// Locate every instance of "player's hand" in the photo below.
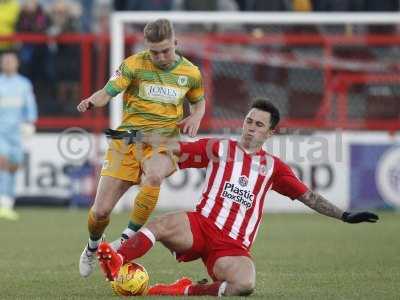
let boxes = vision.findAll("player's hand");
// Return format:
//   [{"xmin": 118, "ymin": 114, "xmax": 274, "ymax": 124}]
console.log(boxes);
[
  {"xmin": 177, "ymin": 114, "xmax": 202, "ymax": 138},
  {"xmin": 341, "ymin": 211, "xmax": 379, "ymax": 223},
  {"xmin": 77, "ymin": 99, "xmax": 94, "ymax": 112}
]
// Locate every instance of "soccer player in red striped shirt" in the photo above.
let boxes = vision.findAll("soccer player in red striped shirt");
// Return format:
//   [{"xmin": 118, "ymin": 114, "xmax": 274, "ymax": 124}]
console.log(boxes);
[{"xmin": 97, "ymin": 98, "xmax": 378, "ymax": 296}]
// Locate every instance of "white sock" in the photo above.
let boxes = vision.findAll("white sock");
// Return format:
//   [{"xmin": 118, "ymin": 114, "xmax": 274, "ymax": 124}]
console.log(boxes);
[
  {"xmin": 122, "ymin": 227, "xmax": 136, "ymax": 239},
  {"xmin": 184, "ymin": 285, "xmax": 190, "ymax": 296},
  {"xmin": 218, "ymin": 282, "xmax": 227, "ymax": 297},
  {"xmin": 87, "ymin": 236, "xmax": 102, "ymax": 251},
  {"xmin": 0, "ymin": 196, "xmax": 14, "ymax": 210}
]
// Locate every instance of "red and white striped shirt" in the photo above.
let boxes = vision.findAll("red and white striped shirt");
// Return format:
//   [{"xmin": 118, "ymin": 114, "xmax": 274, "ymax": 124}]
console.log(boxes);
[{"xmin": 179, "ymin": 138, "xmax": 308, "ymax": 250}]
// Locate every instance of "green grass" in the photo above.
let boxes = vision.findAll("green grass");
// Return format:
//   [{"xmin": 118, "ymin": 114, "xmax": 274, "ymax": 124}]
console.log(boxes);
[{"xmin": 0, "ymin": 209, "xmax": 399, "ymax": 299}]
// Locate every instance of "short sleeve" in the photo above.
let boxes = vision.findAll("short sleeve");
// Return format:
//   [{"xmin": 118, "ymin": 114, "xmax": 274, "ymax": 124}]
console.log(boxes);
[
  {"xmin": 105, "ymin": 59, "xmax": 134, "ymax": 97},
  {"xmin": 178, "ymin": 138, "xmax": 219, "ymax": 169},
  {"xmin": 272, "ymin": 157, "xmax": 309, "ymax": 200},
  {"xmin": 185, "ymin": 68, "xmax": 205, "ymax": 104}
]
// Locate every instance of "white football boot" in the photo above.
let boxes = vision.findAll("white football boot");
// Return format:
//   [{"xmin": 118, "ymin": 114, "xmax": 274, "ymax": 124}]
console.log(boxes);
[
  {"xmin": 79, "ymin": 236, "xmax": 104, "ymax": 278},
  {"xmin": 79, "ymin": 245, "xmax": 98, "ymax": 277}
]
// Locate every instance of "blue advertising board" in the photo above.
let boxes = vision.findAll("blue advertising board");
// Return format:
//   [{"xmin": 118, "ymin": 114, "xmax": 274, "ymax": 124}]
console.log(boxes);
[{"xmin": 350, "ymin": 144, "xmax": 400, "ymax": 210}]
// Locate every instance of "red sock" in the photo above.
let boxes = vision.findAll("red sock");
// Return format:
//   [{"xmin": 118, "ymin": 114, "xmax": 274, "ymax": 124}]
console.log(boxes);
[
  {"xmin": 187, "ymin": 281, "xmax": 226, "ymax": 296},
  {"xmin": 118, "ymin": 229, "xmax": 155, "ymax": 262}
]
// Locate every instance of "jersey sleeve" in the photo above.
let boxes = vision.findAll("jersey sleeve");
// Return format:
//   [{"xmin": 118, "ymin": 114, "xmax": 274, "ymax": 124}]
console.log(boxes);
[
  {"xmin": 178, "ymin": 138, "xmax": 219, "ymax": 169},
  {"xmin": 22, "ymin": 80, "xmax": 38, "ymax": 123},
  {"xmin": 104, "ymin": 59, "xmax": 134, "ymax": 97},
  {"xmin": 185, "ymin": 68, "xmax": 205, "ymax": 104},
  {"xmin": 272, "ymin": 157, "xmax": 309, "ymax": 200}
]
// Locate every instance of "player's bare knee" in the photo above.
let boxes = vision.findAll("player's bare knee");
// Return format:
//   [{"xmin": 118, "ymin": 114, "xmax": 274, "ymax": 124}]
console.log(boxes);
[
  {"xmin": 142, "ymin": 173, "xmax": 163, "ymax": 186},
  {"xmin": 91, "ymin": 207, "xmax": 111, "ymax": 220}
]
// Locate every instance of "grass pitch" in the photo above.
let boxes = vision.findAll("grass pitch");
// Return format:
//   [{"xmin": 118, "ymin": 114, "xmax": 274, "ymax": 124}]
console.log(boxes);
[{"xmin": 0, "ymin": 208, "xmax": 398, "ymax": 299}]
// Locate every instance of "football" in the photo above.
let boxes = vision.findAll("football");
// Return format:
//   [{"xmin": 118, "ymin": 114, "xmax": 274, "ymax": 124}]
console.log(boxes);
[{"xmin": 111, "ymin": 262, "xmax": 150, "ymax": 296}]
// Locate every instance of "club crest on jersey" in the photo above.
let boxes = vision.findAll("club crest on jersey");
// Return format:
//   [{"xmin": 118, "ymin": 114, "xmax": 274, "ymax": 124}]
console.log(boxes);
[
  {"xmin": 221, "ymin": 181, "xmax": 255, "ymax": 209},
  {"xmin": 238, "ymin": 176, "xmax": 248, "ymax": 187},
  {"xmin": 177, "ymin": 75, "xmax": 188, "ymax": 86}
]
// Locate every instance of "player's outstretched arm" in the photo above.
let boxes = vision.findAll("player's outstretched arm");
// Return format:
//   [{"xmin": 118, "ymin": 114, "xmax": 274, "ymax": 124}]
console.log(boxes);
[
  {"xmin": 77, "ymin": 88, "xmax": 112, "ymax": 112},
  {"xmin": 298, "ymin": 190, "xmax": 379, "ymax": 224}
]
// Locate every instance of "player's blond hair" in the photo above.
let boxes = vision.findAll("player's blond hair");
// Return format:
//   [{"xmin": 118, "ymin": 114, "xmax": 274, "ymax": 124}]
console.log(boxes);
[{"xmin": 144, "ymin": 18, "xmax": 175, "ymax": 42}]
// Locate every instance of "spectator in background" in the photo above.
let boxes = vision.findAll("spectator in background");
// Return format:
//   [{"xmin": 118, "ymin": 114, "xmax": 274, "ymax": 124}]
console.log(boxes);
[
  {"xmin": 80, "ymin": 0, "xmax": 94, "ymax": 32},
  {"xmin": 236, "ymin": 0, "xmax": 311, "ymax": 11},
  {"xmin": 312, "ymin": 0, "xmax": 398, "ymax": 34},
  {"xmin": 176, "ymin": 0, "xmax": 217, "ymax": 10},
  {"xmin": 112, "ymin": 0, "xmax": 175, "ymax": 41},
  {"xmin": 365, "ymin": 0, "xmax": 399, "ymax": 11},
  {"xmin": 37, "ymin": 0, "xmax": 57, "ymax": 8},
  {"xmin": 174, "ymin": 0, "xmax": 239, "ymax": 32},
  {"xmin": 0, "ymin": 50, "xmax": 38, "ymax": 220},
  {"xmin": 238, "ymin": 0, "xmax": 292, "ymax": 35},
  {"xmin": 292, "ymin": 0, "xmax": 312, "ymax": 11},
  {"xmin": 16, "ymin": 0, "xmax": 51, "ymax": 83},
  {"xmin": 0, "ymin": 0, "xmax": 20, "ymax": 51},
  {"xmin": 47, "ymin": 0, "xmax": 82, "ymax": 34},
  {"xmin": 92, "ymin": 1, "xmax": 111, "ymax": 34},
  {"xmin": 243, "ymin": 0, "xmax": 292, "ymax": 10},
  {"xmin": 235, "ymin": 0, "xmax": 246, "ymax": 10},
  {"xmin": 17, "ymin": 0, "xmax": 48, "ymax": 33},
  {"xmin": 312, "ymin": 0, "xmax": 398, "ymax": 11},
  {"xmin": 174, "ymin": 0, "xmax": 238, "ymax": 11},
  {"xmin": 311, "ymin": 0, "xmax": 364, "ymax": 11},
  {"xmin": 113, "ymin": 0, "xmax": 174, "ymax": 11},
  {"xmin": 47, "ymin": 0, "xmax": 82, "ymax": 114},
  {"xmin": 16, "ymin": 0, "xmax": 53, "ymax": 115}
]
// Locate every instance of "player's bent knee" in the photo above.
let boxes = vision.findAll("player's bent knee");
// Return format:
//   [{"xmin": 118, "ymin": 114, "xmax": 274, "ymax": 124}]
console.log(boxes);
[
  {"xmin": 142, "ymin": 173, "xmax": 163, "ymax": 186},
  {"xmin": 231, "ymin": 281, "xmax": 255, "ymax": 296},
  {"xmin": 91, "ymin": 207, "xmax": 111, "ymax": 220}
]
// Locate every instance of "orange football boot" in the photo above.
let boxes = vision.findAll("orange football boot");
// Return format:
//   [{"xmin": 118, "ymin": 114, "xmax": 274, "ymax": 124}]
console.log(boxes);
[
  {"xmin": 147, "ymin": 277, "xmax": 193, "ymax": 296},
  {"xmin": 96, "ymin": 242, "xmax": 123, "ymax": 281}
]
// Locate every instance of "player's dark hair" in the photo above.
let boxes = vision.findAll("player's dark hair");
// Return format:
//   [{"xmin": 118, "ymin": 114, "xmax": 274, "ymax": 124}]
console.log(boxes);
[
  {"xmin": 250, "ymin": 98, "xmax": 280, "ymax": 129},
  {"xmin": 144, "ymin": 18, "xmax": 174, "ymax": 42}
]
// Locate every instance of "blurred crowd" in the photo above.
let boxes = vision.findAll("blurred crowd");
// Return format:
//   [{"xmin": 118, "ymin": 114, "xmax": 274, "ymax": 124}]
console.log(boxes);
[
  {"xmin": 1, "ymin": 0, "xmax": 399, "ymax": 42},
  {"xmin": 0, "ymin": 0, "xmax": 399, "ymax": 118}
]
